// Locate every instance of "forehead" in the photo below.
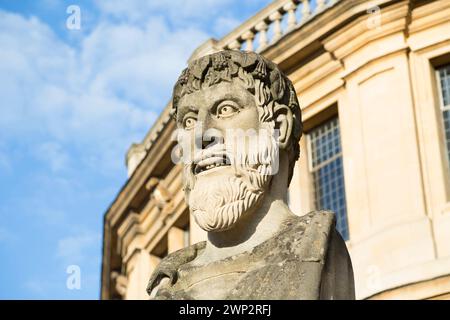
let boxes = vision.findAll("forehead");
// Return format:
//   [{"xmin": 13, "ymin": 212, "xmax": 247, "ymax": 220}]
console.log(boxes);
[{"xmin": 177, "ymin": 78, "xmax": 254, "ymax": 113}]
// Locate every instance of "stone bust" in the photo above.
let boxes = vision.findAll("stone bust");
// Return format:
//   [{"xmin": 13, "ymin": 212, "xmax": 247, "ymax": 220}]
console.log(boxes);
[{"xmin": 147, "ymin": 50, "xmax": 355, "ymax": 300}]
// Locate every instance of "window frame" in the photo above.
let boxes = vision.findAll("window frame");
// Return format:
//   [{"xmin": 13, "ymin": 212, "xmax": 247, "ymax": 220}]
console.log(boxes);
[
  {"xmin": 436, "ymin": 64, "xmax": 450, "ymax": 174},
  {"xmin": 305, "ymin": 115, "xmax": 349, "ymax": 240}
]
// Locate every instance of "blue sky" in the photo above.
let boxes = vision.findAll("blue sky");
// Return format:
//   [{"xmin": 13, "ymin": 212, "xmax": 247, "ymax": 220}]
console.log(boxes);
[{"xmin": 0, "ymin": 0, "xmax": 272, "ymax": 299}]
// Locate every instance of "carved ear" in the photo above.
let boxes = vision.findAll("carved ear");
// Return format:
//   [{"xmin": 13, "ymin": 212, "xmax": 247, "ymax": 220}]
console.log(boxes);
[{"xmin": 273, "ymin": 103, "xmax": 293, "ymax": 150}]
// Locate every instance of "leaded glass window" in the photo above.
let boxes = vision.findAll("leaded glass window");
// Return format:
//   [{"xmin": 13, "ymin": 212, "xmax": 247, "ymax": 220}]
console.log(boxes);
[
  {"xmin": 437, "ymin": 64, "xmax": 450, "ymax": 169},
  {"xmin": 308, "ymin": 116, "xmax": 349, "ymax": 240}
]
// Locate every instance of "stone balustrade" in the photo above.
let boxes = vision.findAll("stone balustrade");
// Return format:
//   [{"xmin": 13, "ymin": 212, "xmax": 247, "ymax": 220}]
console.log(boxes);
[{"xmin": 217, "ymin": 0, "xmax": 340, "ymax": 52}]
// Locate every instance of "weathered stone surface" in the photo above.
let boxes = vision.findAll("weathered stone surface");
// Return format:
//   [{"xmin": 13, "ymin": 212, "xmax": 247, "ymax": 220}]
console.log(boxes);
[
  {"xmin": 147, "ymin": 50, "xmax": 355, "ymax": 300},
  {"xmin": 148, "ymin": 211, "xmax": 354, "ymax": 299}
]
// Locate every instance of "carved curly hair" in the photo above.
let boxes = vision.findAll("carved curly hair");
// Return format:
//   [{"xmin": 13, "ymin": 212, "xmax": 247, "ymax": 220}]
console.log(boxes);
[{"xmin": 172, "ymin": 50, "xmax": 302, "ymax": 186}]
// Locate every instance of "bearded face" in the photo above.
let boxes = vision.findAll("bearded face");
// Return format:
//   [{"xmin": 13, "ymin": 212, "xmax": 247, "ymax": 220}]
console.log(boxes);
[
  {"xmin": 183, "ymin": 124, "xmax": 279, "ymax": 232},
  {"xmin": 176, "ymin": 80, "xmax": 280, "ymax": 232}
]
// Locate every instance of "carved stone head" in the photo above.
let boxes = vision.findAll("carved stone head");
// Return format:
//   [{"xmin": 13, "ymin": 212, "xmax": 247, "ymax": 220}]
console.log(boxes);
[{"xmin": 173, "ymin": 50, "xmax": 302, "ymax": 232}]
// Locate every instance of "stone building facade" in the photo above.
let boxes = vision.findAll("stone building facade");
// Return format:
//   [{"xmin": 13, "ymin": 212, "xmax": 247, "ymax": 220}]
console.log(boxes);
[{"xmin": 100, "ymin": 0, "xmax": 450, "ymax": 300}]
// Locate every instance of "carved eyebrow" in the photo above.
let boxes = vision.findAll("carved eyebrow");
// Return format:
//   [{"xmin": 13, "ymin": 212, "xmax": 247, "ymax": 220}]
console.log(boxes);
[
  {"xmin": 177, "ymin": 106, "xmax": 198, "ymax": 122},
  {"xmin": 215, "ymin": 93, "xmax": 246, "ymax": 103},
  {"xmin": 210, "ymin": 96, "xmax": 245, "ymax": 114}
]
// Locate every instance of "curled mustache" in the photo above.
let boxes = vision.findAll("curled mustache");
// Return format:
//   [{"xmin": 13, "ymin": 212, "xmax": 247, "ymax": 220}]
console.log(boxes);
[{"xmin": 183, "ymin": 137, "xmax": 278, "ymax": 194}]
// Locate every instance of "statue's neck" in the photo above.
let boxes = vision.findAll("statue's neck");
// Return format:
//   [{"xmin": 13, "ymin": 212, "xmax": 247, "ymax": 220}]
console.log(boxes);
[{"xmin": 205, "ymin": 197, "xmax": 293, "ymax": 259}]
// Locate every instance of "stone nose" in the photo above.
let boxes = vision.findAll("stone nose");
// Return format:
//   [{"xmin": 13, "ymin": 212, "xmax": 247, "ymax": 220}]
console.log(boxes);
[{"xmin": 198, "ymin": 127, "xmax": 223, "ymax": 150}]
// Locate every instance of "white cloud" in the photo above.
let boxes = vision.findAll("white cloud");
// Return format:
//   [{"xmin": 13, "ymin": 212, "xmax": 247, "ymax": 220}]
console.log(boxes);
[
  {"xmin": 93, "ymin": 0, "xmax": 234, "ymax": 25},
  {"xmin": 0, "ymin": 9, "xmax": 208, "ymax": 175},
  {"xmin": 80, "ymin": 18, "xmax": 208, "ymax": 108},
  {"xmin": 57, "ymin": 230, "xmax": 101, "ymax": 264},
  {"xmin": 35, "ymin": 142, "xmax": 70, "ymax": 173},
  {"xmin": 213, "ymin": 16, "xmax": 241, "ymax": 36},
  {"xmin": 0, "ymin": 1, "xmax": 275, "ymax": 178},
  {"xmin": 0, "ymin": 0, "xmax": 275, "ymax": 299}
]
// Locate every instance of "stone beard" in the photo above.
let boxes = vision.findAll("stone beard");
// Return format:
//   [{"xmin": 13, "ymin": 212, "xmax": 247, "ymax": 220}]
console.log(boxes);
[{"xmin": 183, "ymin": 123, "xmax": 278, "ymax": 232}]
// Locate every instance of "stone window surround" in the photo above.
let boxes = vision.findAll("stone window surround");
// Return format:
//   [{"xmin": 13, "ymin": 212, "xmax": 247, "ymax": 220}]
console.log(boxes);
[
  {"xmin": 306, "ymin": 115, "xmax": 349, "ymax": 240},
  {"xmin": 435, "ymin": 62, "xmax": 450, "ymax": 180}
]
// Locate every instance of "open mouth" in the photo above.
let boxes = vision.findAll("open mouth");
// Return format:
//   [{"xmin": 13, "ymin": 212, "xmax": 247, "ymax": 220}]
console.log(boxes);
[{"xmin": 193, "ymin": 155, "xmax": 230, "ymax": 175}]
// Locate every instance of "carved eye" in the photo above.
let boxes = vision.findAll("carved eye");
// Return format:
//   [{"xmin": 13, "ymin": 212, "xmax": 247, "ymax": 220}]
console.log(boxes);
[
  {"xmin": 217, "ymin": 104, "xmax": 238, "ymax": 118},
  {"xmin": 183, "ymin": 117, "xmax": 197, "ymax": 130}
]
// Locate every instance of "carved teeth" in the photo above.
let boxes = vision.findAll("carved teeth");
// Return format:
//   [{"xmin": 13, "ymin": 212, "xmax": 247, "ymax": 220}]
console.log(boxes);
[{"xmin": 196, "ymin": 162, "xmax": 229, "ymax": 174}]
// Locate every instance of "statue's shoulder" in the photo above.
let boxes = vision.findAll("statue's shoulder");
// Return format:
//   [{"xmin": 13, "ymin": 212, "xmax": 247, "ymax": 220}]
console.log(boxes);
[
  {"xmin": 242, "ymin": 210, "xmax": 338, "ymax": 268},
  {"xmin": 282, "ymin": 210, "xmax": 337, "ymax": 244},
  {"xmin": 289, "ymin": 210, "xmax": 354, "ymax": 299},
  {"xmin": 225, "ymin": 210, "xmax": 347, "ymax": 299},
  {"xmin": 290, "ymin": 210, "xmax": 338, "ymax": 262},
  {"xmin": 147, "ymin": 211, "xmax": 342, "ymax": 298},
  {"xmin": 291, "ymin": 210, "xmax": 336, "ymax": 228},
  {"xmin": 146, "ymin": 241, "xmax": 206, "ymax": 296}
]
